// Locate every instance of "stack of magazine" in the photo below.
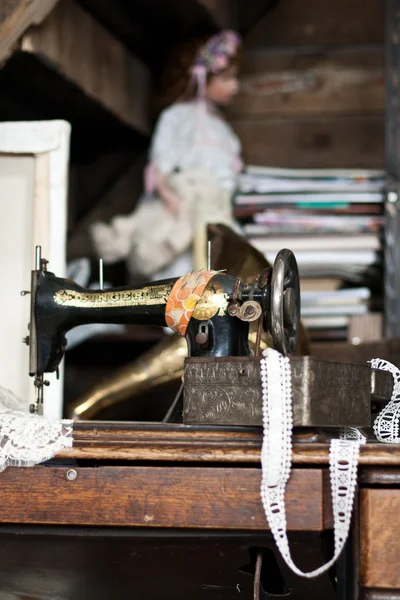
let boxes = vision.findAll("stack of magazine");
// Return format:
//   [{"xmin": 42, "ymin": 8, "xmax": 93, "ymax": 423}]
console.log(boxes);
[{"xmin": 235, "ymin": 165, "xmax": 385, "ymax": 340}]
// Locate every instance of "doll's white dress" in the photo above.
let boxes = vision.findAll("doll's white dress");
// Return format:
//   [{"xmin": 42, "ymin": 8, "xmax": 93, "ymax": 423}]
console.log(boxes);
[{"xmin": 90, "ymin": 100, "xmax": 242, "ymax": 279}]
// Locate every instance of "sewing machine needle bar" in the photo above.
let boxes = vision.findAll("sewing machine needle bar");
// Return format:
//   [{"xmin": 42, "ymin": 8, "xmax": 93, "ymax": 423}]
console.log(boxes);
[
  {"xmin": 35, "ymin": 246, "xmax": 41, "ymax": 270},
  {"xmin": 99, "ymin": 258, "xmax": 104, "ymax": 290}
]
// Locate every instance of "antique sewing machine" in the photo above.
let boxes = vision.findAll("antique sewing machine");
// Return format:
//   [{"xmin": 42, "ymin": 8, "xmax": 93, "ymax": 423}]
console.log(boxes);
[
  {"xmin": 24, "ymin": 240, "xmax": 391, "ymax": 428},
  {"xmin": 25, "ymin": 243, "xmax": 298, "ymax": 411}
]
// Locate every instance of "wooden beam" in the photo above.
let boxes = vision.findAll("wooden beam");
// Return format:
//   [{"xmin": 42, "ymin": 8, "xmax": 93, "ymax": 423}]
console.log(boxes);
[
  {"xmin": 197, "ymin": 0, "xmax": 238, "ymax": 29},
  {"xmin": 230, "ymin": 48, "xmax": 384, "ymax": 118},
  {"xmin": 20, "ymin": 0, "xmax": 150, "ymax": 135},
  {"xmin": 232, "ymin": 114, "xmax": 384, "ymax": 169},
  {"xmin": 0, "ymin": 0, "xmax": 59, "ymax": 66},
  {"xmin": 76, "ymin": 0, "xmax": 149, "ymax": 61},
  {"xmin": 384, "ymin": 0, "xmax": 400, "ymax": 338},
  {"xmin": 237, "ymin": 0, "xmax": 279, "ymax": 34},
  {"xmin": 0, "ymin": 0, "xmax": 26, "ymax": 23}
]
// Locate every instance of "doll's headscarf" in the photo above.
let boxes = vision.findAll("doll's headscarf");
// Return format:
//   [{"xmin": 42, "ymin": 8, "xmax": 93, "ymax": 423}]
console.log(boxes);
[{"xmin": 190, "ymin": 30, "xmax": 242, "ymax": 99}]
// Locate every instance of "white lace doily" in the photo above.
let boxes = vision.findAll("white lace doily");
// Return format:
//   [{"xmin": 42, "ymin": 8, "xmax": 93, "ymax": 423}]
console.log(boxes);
[{"xmin": 0, "ymin": 387, "xmax": 73, "ymax": 472}]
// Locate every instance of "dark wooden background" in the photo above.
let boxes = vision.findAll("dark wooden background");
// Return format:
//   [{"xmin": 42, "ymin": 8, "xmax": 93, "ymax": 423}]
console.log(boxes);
[{"xmin": 0, "ymin": 0, "xmax": 386, "ymax": 412}]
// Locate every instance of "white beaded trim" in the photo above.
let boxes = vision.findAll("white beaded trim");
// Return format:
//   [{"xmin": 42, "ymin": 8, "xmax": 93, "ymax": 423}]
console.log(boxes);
[{"xmin": 260, "ymin": 348, "xmax": 363, "ymax": 578}]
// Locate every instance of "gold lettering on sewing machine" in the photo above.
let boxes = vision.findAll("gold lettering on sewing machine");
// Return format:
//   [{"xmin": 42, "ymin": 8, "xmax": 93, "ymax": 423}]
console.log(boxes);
[{"xmin": 54, "ymin": 284, "xmax": 173, "ymax": 308}]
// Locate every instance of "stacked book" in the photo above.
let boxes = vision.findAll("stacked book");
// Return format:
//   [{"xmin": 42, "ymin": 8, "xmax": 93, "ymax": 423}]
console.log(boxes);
[{"xmin": 235, "ymin": 165, "xmax": 385, "ymax": 340}]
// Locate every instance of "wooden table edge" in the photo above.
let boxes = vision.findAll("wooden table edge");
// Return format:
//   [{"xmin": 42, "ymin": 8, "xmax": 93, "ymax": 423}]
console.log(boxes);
[{"xmin": 56, "ymin": 422, "xmax": 400, "ymax": 464}]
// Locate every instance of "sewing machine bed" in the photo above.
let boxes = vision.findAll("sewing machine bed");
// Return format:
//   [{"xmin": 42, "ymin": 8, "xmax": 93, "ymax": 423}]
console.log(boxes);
[{"xmin": 0, "ymin": 422, "xmax": 399, "ymax": 599}]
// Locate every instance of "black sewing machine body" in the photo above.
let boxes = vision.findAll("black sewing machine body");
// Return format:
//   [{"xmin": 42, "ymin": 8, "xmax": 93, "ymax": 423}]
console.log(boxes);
[
  {"xmin": 28, "ymin": 269, "xmax": 263, "ymax": 378},
  {"xmin": 27, "ymin": 245, "xmax": 299, "ymax": 375}
]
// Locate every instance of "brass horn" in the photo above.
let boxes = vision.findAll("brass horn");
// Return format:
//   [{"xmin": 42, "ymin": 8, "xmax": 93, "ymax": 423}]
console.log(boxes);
[{"xmin": 68, "ymin": 225, "xmax": 310, "ymax": 419}]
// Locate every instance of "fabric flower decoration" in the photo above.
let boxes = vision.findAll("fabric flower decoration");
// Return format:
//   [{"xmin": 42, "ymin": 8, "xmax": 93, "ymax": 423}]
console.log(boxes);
[{"xmin": 191, "ymin": 30, "xmax": 241, "ymax": 77}]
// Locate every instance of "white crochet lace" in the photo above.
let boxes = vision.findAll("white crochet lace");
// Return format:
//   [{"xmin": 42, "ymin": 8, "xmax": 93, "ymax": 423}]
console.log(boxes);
[
  {"xmin": 340, "ymin": 427, "xmax": 367, "ymax": 443},
  {"xmin": 0, "ymin": 387, "xmax": 73, "ymax": 472},
  {"xmin": 370, "ymin": 358, "xmax": 400, "ymax": 443},
  {"xmin": 260, "ymin": 348, "xmax": 363, "ymax": 578}
]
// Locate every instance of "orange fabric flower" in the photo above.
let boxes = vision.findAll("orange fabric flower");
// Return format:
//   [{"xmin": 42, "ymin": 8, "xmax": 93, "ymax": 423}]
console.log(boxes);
[{"xmin": 165, "ymin": 270, "xmax": 216, "ymax": 336}]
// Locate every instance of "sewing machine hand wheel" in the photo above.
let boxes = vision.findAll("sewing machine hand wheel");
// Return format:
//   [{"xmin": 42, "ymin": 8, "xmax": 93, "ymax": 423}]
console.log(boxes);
[{"xmin": 270, "ymin": 249, "xmax": 300, "ymax": 355}]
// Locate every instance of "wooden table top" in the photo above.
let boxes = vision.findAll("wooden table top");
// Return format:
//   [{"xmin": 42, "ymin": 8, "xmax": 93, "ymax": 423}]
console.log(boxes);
[
  {"xmin": 0, "ymin": 421, "xmax": 396, "ymax": 599},
  {"xmin": 0, "ymin": 422, "xmax": 340, "ymax": 532}
]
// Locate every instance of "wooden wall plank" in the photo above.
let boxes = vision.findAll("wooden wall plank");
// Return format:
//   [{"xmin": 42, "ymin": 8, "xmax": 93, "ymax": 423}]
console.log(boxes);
[
  {"xmin": 245, "ymin": 0, "xmax": 384, "ymax": 47},
  {"xmin": 230, "ymin": 48, "xmax": 384, "ymax": 117},
  {"xmin": 0, "ymin": 466, "xmax": 328, "ymax": 531},
  {"xmin": 232, "ymin": 114, "xmax": 384, "ymax": 168},
  {"xmin": 360, "ymin": 489, "xmax": 400, "ymax": 589},
  {"xmin": 237, "ymin": 1, "xmax": 385, "ymax": 169},
  {"xmin": 20, "ymin": 0, "xmax": 150, "ymax": 135}
]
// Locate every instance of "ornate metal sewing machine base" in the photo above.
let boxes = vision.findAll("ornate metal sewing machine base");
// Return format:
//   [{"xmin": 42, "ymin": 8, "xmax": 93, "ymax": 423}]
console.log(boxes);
[{"xmin": 183, "ymin": 356, "xmax": 392, "ymax": 428}]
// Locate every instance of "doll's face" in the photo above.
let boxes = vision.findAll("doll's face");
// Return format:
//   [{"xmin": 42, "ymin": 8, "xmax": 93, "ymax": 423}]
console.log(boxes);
[{"xmin": 206, "ymin": 66, "xmax": 239, "ymax": 106}]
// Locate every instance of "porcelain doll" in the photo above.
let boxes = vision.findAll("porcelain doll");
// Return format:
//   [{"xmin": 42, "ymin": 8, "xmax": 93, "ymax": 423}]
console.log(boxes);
[{"xmin": 90, "ymin": 30, "xmax": 243, "ymax": 279}]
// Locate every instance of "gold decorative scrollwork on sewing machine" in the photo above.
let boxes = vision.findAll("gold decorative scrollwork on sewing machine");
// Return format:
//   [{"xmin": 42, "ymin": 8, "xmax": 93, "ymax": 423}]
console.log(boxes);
[{"xmin": 54, "ymin": 284, "xmax": 173, "ymax": 309}]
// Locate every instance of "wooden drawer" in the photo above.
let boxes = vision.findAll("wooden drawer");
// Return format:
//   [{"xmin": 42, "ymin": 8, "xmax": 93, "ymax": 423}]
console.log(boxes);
[
  {"xmin": 0, "ymin": 465, "xmax": 330, "ymax": 531},
  {"xmin": 360, "ymin": 489, "xmax": 400, "ymax": 591}
]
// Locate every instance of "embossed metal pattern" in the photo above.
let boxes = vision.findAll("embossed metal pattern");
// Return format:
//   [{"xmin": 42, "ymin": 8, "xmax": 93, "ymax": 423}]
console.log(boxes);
[
  {"xmin": 184, "ymin": 358, "xmax": 262, "ymax": 425},
  {"xmin": 183, "ymin": 357, "xmax": 392, "ymax": 428},
  {"xmin": 54, "ymin": 284, "xmax": 173, "ymax": 308}
]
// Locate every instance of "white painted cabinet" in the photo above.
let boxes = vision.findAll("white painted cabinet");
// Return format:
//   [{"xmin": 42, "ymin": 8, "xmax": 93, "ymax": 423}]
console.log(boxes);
[{"xmin": 0, "ymin": 120, "xmax": 71, "ymax": 418}]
